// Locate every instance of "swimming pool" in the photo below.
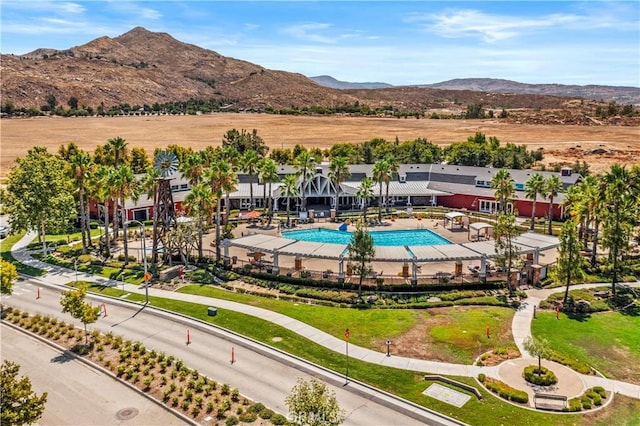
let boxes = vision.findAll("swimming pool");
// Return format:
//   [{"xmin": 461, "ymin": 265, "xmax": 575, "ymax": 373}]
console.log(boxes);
[{"xmin": 282, "ymin": 228, "xmax": 452, "ymax": 246}]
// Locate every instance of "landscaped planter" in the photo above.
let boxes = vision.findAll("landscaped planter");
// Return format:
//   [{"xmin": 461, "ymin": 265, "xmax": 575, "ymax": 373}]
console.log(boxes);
[{"xmin": 524, "ymin": 365, "xmax": 558, "ymax": 386}]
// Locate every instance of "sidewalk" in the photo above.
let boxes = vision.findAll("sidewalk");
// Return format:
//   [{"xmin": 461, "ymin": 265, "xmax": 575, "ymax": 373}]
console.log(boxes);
[{"xmin": 10, "ymin": 232, "xmax": 640, "ymax": 402}]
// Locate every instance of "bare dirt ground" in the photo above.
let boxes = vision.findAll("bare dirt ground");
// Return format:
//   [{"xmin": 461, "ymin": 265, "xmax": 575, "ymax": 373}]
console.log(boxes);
[{"xmin": 1, "ymin": 114, "xmax": 639, "ymax": 176}]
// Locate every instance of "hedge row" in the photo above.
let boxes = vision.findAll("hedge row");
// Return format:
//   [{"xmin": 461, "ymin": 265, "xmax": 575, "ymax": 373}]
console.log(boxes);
[
  {"xmin": 479, "ymin": 376, "xmax": 529, "ymax": 404},
  {"xmin": 239, "ymin": 269, "xmax": 506, "ymax": 294},
  {"xmin": 567, "ymin": 386, "xmax": 607, "ymax": 411}
]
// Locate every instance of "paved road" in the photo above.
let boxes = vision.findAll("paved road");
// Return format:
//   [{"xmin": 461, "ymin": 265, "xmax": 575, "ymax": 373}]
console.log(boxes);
[
  {"xmin": 1, "ymin": 324, "xmax": 187, "ymax": 426},
  {"xmin": 2, "ymin": 278, "xmax": 461, "ymax": 426}
]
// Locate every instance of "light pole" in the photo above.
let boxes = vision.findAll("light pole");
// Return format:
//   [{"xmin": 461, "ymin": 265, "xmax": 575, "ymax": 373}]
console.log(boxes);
[
  {"xmin": 74, "ymin": 257, "xmax": 78, "ymax": 283},
  {"xmin": 125, "ymin": 220, "xmax": 148, "ymax": 304},
  {"xmin": 386, "ymin": 339, "xmax": 391, "ymax": 357}
]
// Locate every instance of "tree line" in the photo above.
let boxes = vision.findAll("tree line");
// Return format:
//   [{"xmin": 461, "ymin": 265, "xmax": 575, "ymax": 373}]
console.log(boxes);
[{"xmin": 489, "ymin": 164, "xmax": 640, "ymax": 296}]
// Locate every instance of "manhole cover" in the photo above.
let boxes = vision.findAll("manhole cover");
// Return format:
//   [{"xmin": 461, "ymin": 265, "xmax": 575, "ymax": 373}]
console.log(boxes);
[{"xmin": 116, "ymin": 407, "xmax": 139, "ymax": 420}]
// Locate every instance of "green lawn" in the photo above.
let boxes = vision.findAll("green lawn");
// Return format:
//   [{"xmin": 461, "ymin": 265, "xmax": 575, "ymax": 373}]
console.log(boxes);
[
  {"xmin": 76, "ymin": 281, "xmax": 638, "ymax": 425},
  {"xmin": 0, "ymin": 232, "xmax": 45, "ymax": 276},
  {"xmin": 424, "ymin": 306, "xmax": 516, "ymax": 363},
  {"xmin": 178, "ymin": 285, "xmax": 418, "ymax": 348},
  {"xmin": 532, "ymin": 311, "xmax": 640, "ymax": 384},
  {"xmin": 178, "ymin": 285, "xmax": 515, "ymax": 363}
]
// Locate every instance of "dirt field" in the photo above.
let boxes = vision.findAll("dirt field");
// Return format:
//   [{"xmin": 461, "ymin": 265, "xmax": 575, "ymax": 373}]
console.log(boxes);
[{"xmin": 2, "ymin": 114, "xmax": 638, "ymax": 176}]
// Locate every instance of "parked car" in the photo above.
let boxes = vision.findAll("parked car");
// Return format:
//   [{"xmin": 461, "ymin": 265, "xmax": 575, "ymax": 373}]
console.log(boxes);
[{"xmin": 0, "ymin": 225, "xmax": 10, "ymax": 238}]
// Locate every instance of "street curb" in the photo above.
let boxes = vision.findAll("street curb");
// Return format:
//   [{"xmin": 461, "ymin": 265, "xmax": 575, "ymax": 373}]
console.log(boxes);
[
  {"xmin": 29, "ymin": 277, "xmax": 466, "ymax": 426},
  {"xmin": 0, "ymin": 319, "xmax": 198, "ymax": 426}
]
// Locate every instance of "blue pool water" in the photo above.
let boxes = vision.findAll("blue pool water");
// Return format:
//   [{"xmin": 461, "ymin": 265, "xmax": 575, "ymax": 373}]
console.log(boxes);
[{"xmin": 283, "ymin": 228, "xmax": 452, "ymax": 246}]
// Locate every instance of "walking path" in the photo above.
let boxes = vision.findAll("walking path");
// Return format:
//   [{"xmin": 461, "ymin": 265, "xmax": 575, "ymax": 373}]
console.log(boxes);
[{"xmin": 9, "ymin": 232, "xmax": 640, "ymax": 406}]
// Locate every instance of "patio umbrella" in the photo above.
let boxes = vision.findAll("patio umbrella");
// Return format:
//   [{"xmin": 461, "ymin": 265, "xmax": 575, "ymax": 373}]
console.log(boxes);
[{"xmin": 239, "ymin": 210, "xmax": 262, "ymax": 220}]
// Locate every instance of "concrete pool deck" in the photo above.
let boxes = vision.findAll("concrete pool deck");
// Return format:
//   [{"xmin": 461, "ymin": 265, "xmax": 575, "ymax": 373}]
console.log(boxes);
[{"xmin": 206, "ymin": 216, "xmax": 559, "ymax": 282}]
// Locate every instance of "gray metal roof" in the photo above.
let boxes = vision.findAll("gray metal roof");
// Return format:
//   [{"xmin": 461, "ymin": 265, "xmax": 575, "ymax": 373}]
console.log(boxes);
[{"xmin": 223, "ymin": 231, "xmax": 559, "ymax": 263}]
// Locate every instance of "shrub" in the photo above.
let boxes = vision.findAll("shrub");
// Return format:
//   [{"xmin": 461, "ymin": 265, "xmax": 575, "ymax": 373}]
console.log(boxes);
[
  {"xmin": 566, "ymin": 398, "xmax": 583, "ymax": 412},
  {"xmin": 225, "ymin": 416, "xmax": 239, "ymax": 426},
  {"xmin": 259, "ymin": 408, "xmax": 275, "ymax": 419},
  {"xmin": 586, "ymin": 390, "xmax": 602, "ymax": 406},
  {"xmin": 271, "ymin": 414, "xmax": 287, "ymax": 425},
  {"xmin": 248, "ymin": 403, "xmax": 265, "ymax": 414},
  {"xmin": 477, "ymin": 373, "xmax": 486, "ymax": 383},
  {"xmin": 592, "ymin": 386, "xmax": 606, "ymax": 399},
  {"xmin": 524, "ymin": 365, "xmax": 558, "ymax": 386},
  {"xmin": 484, "ymin": 377, "xmax": 529, "ymax": 404},
  {"xmin": 238, "ymin": 411, "xmax": 258, "ymax": 423}
]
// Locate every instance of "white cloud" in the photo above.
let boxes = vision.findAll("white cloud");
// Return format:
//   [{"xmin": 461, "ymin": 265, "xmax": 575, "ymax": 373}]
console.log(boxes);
[
  {"xmin": 2, "ymin": 1, "xmax": 85, "ymax": 14},
  {"xmin": 406, "ymin": 8, "xmax": 627, "ymax": 43},
  {"xmin": 281, "ymin": 22, "xmax": 337, "ymax": 44},
  {"xmin": 103, "ymin": 1, "xmax": 162, "ymax": 20}
]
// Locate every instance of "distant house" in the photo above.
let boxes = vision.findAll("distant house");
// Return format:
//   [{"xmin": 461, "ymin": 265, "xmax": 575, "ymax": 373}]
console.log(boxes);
[{"xmin": 88, "ymin": 164, "xmax": 580, "ymax": 223}]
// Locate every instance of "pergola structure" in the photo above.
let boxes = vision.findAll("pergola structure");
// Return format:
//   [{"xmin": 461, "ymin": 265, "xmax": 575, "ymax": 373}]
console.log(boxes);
[
  {"xmin": 468, "ymin": 222, "xmax": 494, "ymax": 241},
  {"xmin": 444, "ymin": 211, "xmax": 469, "ymax": 230},
  {"xmin": 222, "ymin": 231, "xmax": 559, "ymax": 285}
]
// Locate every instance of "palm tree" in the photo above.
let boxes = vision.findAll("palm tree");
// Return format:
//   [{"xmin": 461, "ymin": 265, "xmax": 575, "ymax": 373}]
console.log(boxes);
[
  {"xmin": 294, "ymin": 151, "xmax": 316, "ymax": 212},
  {"xmin": 356, "ymin": 177, "xmax": 375, "ymax": 222},
  {"xmin": 372, "ymin": 159, "xmax": 391, "ymax": 223},
  {"xmin": 385, "ymin": 155, "xmax": 399, "ymax": 214},
  {"xmin": 111, "ymin": 164, "xmax": 138, "ymax": 265},
  {"xmin": 545, "ymin": 175, "xmax": 563, "ymax": 235},
  {"xmin": 106, "ymin": 136, "xmax": 129, "ymax": 167},
  {"xmin": 220, "ymin": 146, "xmax": 241, "ymax": 223},
  {"xmin": 556, "ymin": 217, "xmax": 584, "ymax": 304},
  {"xmin": 90, "ymin": 165, "xmax": 115, "ymax": 258},
  {"xmin": 328, "ymin": 156, "xmax": 351, "ymax": 216},
  {"xmin": 205, "ymin": 160, "xmax": 237, "ymax": 263},
  {"xmin": 241, "ymin": 149, "xmax": 260, "ymax": 210},
  {"xmin": 524, "ymin": 173, "xmax": 545, "ymax": 231},
  {"xmin": 491, "ymin": 169, "xmax": 515, "ymax": 214},
  {"xmin": 67, "ymin": 151, "xmax": 94, "ymax": 254},
  {"xmin": 280, "ymin": 174, "xmax": 299, "ymax": 227},
  {"xmin": 180, "ymin": 151, "xmax": 206, "ymax": 186},
  {"xmin": 184, "ymin": 182, "xmax": 215, "ymax": 260},
  {"xmin": 601, "ymin": 164, "xmax": 635, "ymax": 294},
  {"xmin": 259, "ymin": 158, "xmax": 279, "ymax": 225}
]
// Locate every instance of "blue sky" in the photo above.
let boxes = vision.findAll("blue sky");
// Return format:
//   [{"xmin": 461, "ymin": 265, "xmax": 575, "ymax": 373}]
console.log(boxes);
[{"xmin": 1, "ymin": 1, "xmax": 638, "ymax": 87}]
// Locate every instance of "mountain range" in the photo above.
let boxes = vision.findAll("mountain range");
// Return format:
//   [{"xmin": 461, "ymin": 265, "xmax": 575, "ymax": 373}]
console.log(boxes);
[{"xmin": 2, "ymin": 27, "xmax": 639, "ymax": 113}]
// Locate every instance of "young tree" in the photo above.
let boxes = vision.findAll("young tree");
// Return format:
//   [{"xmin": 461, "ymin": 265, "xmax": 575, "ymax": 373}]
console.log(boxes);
[
  {"xmin": 60, "ymin": 285, "xmax": 101, "ymax": 344},
  {"xmin": 0, "ymin": 259, "xmax": 18, "ymax": 295},
  {"xmin": 523, "ymin": 337, "xmax": 553, "ymax": 374},
  {"xmin": 1, "ymin": 360, "xmax": 48, "ymax": 426},
  {"xmin": 285, "ymin": 377, "xmax": 344, "ymax": 426},
  {"xmin": 4, "ymin": 147, "xmax": 76, "ymax": 254},
  {"xmin": 555, "ymin": 218, "xmax": 585, "ymax": 304},
  {"xmin": 494, "ymin": 212, "xmax": 520, "ymax": 295},
  {"xmin": 346, "ymin": 222, "xmax": 375, "ymax": 298}
]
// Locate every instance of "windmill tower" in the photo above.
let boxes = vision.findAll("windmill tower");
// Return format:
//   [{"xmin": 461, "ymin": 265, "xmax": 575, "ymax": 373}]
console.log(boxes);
[{"xmin": 151, "ymin": 151, "xmax": 179, "ymax": 265}]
